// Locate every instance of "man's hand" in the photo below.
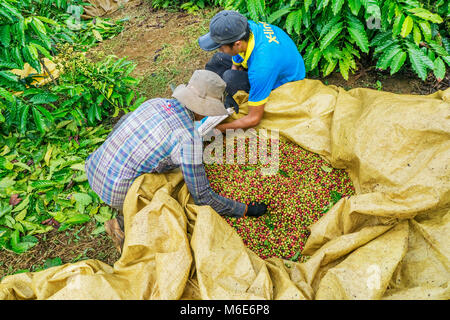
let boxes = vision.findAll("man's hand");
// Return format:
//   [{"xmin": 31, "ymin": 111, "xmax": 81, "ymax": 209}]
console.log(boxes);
[
  {"xmin": 245, "ymin": 202, "xmax": 268, "ymax": 217},
  {"xmin": 216, "ymin": 104, "xmax": 265, "ymax": 132},
  {"xmin": 231, "ymin": 64, "xmax": 244, "ymax": 71}
]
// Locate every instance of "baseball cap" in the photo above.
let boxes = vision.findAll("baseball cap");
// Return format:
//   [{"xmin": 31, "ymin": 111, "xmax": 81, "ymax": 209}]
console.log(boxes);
[{"xmin": 198, "ymin": 10, "xmax": 248, "ymax": 51}]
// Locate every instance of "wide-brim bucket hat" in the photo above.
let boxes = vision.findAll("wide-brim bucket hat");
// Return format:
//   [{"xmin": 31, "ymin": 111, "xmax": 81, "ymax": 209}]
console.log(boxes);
[{"xmin": 172, "ymin": 69, "xmax": 229, "ymax": 116}]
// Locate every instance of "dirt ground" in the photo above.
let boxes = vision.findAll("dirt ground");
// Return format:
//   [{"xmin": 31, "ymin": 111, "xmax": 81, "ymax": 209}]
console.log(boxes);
[
  {"xmin": 1, "ymin": 0, "xmax": 448, "ymax": 280},
  {"xmin": 0, "ymin": 221, "xmax": 120, "ymax": 279}
]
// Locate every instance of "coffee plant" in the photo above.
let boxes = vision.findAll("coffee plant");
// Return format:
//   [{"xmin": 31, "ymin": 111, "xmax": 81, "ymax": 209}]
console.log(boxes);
[
  {"xmin": 0, "ymin": 123, "xmax": 114, "ymax": 254},
  {"xmin": 0, "ymin": 0, "xmax": 126, "ymax": 74},
  {"xmin": 0, "ymin": 44, "xmax": 146, "ymax": 136},
  {"xmin": 157, "ymin": 0, "xmax": 449, "ymax": 81}
]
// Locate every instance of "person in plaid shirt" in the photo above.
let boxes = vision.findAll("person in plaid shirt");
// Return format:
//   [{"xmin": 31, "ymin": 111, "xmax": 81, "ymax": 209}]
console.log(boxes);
[{"xmin": 85, "ymin": 70, "xmax": 267, "ymax": 252}]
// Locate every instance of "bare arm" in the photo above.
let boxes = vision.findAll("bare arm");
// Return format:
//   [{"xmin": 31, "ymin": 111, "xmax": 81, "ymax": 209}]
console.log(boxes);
[{"xmin": 216, "ymin": 104, "xmax": 265, "ymax": 132}]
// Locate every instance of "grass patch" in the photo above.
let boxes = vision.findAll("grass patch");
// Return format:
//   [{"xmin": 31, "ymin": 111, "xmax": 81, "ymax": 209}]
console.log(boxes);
[{"xmin": 136, "ymin": 9, "xmax": 217, "ymax": 98}]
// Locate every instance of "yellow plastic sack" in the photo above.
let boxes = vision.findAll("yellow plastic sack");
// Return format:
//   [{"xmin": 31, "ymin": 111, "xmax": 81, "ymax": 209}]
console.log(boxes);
[
  {"xmin": 1, "ymin": 79, "xmax": 449, "ymax": 300},
  {"xmin": 10, "ymin": 58, "xmax": 59, "ymax": 90},
  {"xmin": 83, "ymin": 0, "xmax": 130, "ymax": 17}
]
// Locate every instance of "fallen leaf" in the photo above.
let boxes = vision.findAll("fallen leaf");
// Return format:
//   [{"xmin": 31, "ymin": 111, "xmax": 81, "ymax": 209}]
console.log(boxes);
[
  {"xmin": 41, "ymin": 218, "xmax": 60, "ymax": 228},
  {"xmin": 9, "ymin": 194, "xmax": 22, "ymax": 206}
]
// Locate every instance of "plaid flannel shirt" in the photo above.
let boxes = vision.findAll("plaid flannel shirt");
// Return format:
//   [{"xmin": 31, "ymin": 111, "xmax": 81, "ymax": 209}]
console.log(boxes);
[{"xmin": 85, "ymin": 98, "xmax": 246, "ymax": 217}]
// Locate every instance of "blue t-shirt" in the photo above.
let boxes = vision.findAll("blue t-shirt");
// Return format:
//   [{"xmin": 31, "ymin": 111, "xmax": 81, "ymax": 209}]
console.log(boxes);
[{"xmin": 232, "ymin": 21, "xmax": 305, "ymax": 106}]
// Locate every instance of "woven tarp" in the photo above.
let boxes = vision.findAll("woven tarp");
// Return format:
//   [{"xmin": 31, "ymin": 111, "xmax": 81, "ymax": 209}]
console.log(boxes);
[{"xmin": 1, "ymin": 79, "xmax": 449, "ymax": 300}]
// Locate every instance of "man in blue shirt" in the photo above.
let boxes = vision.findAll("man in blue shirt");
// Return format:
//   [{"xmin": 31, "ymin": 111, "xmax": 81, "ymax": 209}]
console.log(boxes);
[{"xmin": 198, "ymin": 10, "xmax": 306, "ymax": 132}]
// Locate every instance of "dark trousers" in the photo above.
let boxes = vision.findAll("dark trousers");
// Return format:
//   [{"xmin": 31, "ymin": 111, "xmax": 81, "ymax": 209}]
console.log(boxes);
[{"xmin": 205, "ymin": 52, "xmax": 250, "ymax": 113}]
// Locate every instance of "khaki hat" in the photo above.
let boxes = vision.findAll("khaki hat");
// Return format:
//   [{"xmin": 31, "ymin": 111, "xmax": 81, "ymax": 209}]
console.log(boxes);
[{"xmin": 172, "ymin": 70, "xmax": 229, "ymax": 116}]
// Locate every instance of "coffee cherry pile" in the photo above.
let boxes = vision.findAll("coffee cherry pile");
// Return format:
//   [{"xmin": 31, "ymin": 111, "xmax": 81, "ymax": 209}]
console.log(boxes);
[{"xmin": 204, "ymin": 136, "xmax": 355, "ymax": 262}]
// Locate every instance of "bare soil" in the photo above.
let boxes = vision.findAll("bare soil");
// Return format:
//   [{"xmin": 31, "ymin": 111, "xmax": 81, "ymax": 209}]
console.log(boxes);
[{"xmin": 0, "ymin": 221, "xmax": 120, "ymax": 280}]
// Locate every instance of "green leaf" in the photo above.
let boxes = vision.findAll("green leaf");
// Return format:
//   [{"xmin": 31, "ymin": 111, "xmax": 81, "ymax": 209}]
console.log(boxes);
[
  {"xmin": 400, "ymin": 16, "xmax": 414, "ymax": 38},
  {"xmin": 35, "ymin": 16, "xmax": 59, "ymax": 26},
  {"xmin": 310, "ymin": 48, "xmax": 322, "ymax": 71},
  {"xmin": 412, "ymin": 24, "xmax": 422, "ymax": 45},
  {"xmin": 390, "ymin": 51, "xmax": 407, "ymax": 74},
  {"xmin": 32, "ymin": 107, "xmax": 48, "ymax": 133},
  {"xmin": 339, "ymin": 60, "xmax": 349, "ymax": 81},
  {"xmin": 407, "ymin": 44, "xmax": 431, "ymax": 80},
  {"xmin": 332, "ymin": 0, "xmax": 345, "ymax": 15},
  {"xmin": 58, "ymin": 214, "xmax": 90, "ymax": 231},
  {"xmin": 433, "ymin": 57, "xmax": 446, "ymax": 81},
  {"xmin": 30, "ymin": 180, "xmax": 57, "ymax": 189},
  {"xmin": 10, "ymin": 229, "xmax": 38, "ymax": 254},
  {"xmin": 92, "ymin": 29, "xmax": 103, "ymax": 42},
  {"xmin": 408, "ymin": 8, "xmax": 443, "ymax": 23},
  {"xmin": 377, "ymin": 45, "xmax": 402, "ymax": 70},
  {"xmin": 125, "ymin": 90, "xmax": 135, "ymax": 107},
  {"xmin": 31, "ymin": 17, "xmax": 47, "ymax": 36},
  {"xmin": 285, "ymin": 10, "xmax": 300, "ymax": 35},
  {"xmin": 290, "ymin": 250, "xmax": 301, "ymax": 261},
  {"xmin": 428, "ymin": 49, "xmax": 436, "ymax": 61},
  {"xmin": 19, "ymin": 103, "xmax": 30, "ymax": 134},
  {"xmin": 347, "ymin": 15, "xmax": 369, "ymax": 53},
  {"xmin": 304, "ymin": 0, "xmax": 313, "ymax": 12},
  {"xmin": 322, "ymin": 58, "xmax": 338, "ymax": 77},
  {"xmin": 428, "ymin": 42, "xmax": 449, "ymax": 57},
  {"xmin": 0, "ymin": 87, "xmax": 15, "ymax": 103},
  {"xmin": 392, "ymin": 14, "xmax": 405, "ymax": 38},
  {"xmin": 14, "ymin": 20, "xmax": 26, "ymax": 47},
  {"xmin": 43, "ymin": 257, "xmax": 62, "ymax": 269},
  {"xmin": 330, "ymin": 190, "xmax": 342, "ymax": 204},
  {"xmin": 12, "ymin": 46, "xmax": 24, "ymax": 69},
  {"xmin": 319, "ymin": 23, "xmax": 343, "ymax": 51},
  {"xmin": 130, "ymin": 96, "xmax": 146, "ymax": 112},
  {"xmin": 70, "ymin": 162, "xmax": 86, "ymax": 171},
  {"xmin": 0, "ymin": 8, "xmax": 14, "ymax": 23},
  {"xmin": 73, "ymin": 173, "xmax": 87, "ymax": 182},
  {"xmin": 94, "ymin": 206, "xmax": 113, "ymax": 223},
  {"xmin": 87, "ymin": 104, "xmax": 96, "ymax": 125},
  {"xmin": 347, "ymin": 0, "xmax": 362, "ymax": 15},
  {"xmin": 91, "ymin": 225, "xmax": 106, "ymax": 235},
  {"xmin": 279, "ymin": 169, "xmax": 290, "ymax": 177},
  {"xmin": 30, "ymin": 43, "xmax": 52, "ymax": 60},
  {"xmin": 14, "ymin": 208, "xmax": 27, "ymax": 221},
  {"xmin": 73, "ymin": 192, "xmax": 92, "ymax": 207},
  {"xmin": 418, "ymin": 20, "xmax": 431, "ymax": 42},
  {"xmin": 29, "ymin": 93, "xmax": 59, "ymax": 105},
  {"xmin": 0, "ymin": 156, "xmax": 13, "ymax": 170},
  {"xmin": 267, "ymin": 8, "xmax": 291, "ymax": 24},
  {"xmin": 34, "ymin": 105, "xmax": 54, "ymax": 123},
  {"xmin": 0, "ymin": 176, "xmax": 16, "ymax": 188},
  {"xmin": 0, "ymin": 60, "xmax": 18, "ymax": 70},
  {"xmin": 247, "ymin": 0, "xmax": 261, "ymax": 22},
  {"xmin": 319, "ymin": 15, "xmax": 341, "ymax": 39},
  {"xmin": 0, "ymin": 25, "xmax": 11, "ymax": 47},
  {"xmin": 13, "ymin": 161, "xmax": 32, "ymax": 172},
  {"xmin": 27, "ymin": 44, "xmax": 39, "ymax": 61},
  {"xmin": 0, "ymin": 202, "xmax": 12, "ymax": 219},
  {"xmin": 370, "ymin": 31, "xmax": 392, "ymax": 48},
  {"xmin": 0, "ymin": 70, "xmax": 18, "ymax": 83},
  {"xmin": 1, "ymin": 2, "xmax": 22, "ymax": 20}
]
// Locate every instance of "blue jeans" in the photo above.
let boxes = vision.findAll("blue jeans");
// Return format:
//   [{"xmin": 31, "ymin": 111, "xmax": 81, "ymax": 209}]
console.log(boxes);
[{"xmin": 205, "ymin": 52, "xmax": 250, "ymax": 113}]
